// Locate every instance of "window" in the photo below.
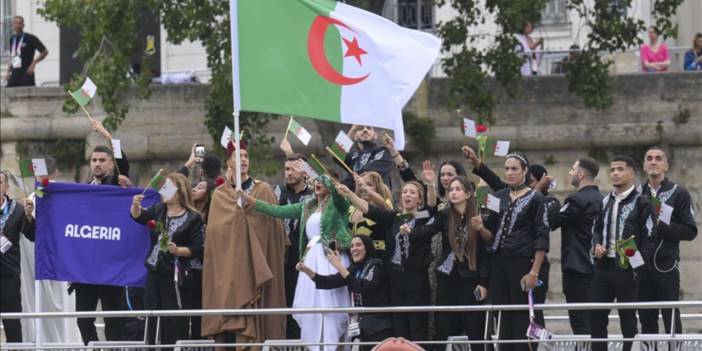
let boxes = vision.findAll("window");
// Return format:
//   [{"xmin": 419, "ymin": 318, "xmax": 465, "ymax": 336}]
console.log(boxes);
[
  {"xmin": 1, "ymin": 0, "xmax": 15, "ymax": 58},
  {"xmin": 397, "ymin": 0, "xmax": 434, "ymax": 30},
  {"xmin": 541, "ymin": 0, "xmax": 568, "ymax": 25}
]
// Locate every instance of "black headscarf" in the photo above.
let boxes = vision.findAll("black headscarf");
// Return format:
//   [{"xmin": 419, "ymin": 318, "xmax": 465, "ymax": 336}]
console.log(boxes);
[{"xmin": 349, "ymin": 234, "xmax": 376, "ymax": 273}]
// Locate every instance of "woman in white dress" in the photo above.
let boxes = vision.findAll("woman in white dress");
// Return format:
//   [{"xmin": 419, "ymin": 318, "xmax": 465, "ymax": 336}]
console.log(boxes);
[{"xmin": 240, "ymin": 173, "xmax": 353, "ymax": 351}]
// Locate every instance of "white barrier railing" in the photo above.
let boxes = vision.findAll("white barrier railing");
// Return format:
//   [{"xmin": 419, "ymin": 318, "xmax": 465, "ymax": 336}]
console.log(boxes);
[
  {"xmin": 3, "ymin": 300, "xmax": 700, "ymax": 319},
  {"xmin": 2, "ymin": 301, "xmax": 700, "ymax": 350}
]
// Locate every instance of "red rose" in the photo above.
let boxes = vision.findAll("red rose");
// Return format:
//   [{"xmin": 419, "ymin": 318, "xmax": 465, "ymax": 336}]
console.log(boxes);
[
  {"xmin": 40, "ymin": 178, "xmax": 50, "ymax": 187},
  {"xmin": 146, "ymin": 220, "xmax": 157, "ymax": 230},
  {"xmin": 215, "ymin": 177, "xmax": 225, "ymax": 186},
  {"xmin": 476, "ymin": 124, "xmax": 488, "ymax": 133},
  {"xmin": 624, "ymin": 248, "xmax": 635, "ymax": 257}
]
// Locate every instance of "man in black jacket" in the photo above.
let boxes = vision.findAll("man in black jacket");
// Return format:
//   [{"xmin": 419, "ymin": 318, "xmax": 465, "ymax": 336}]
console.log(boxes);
[
  {"xmin": 0, "ymin": 171, "xmax": 35, "ymax": 342},
  {"xmin": 343, "ymin": 125, "xmax": 394, "ymax": 190},
  {"xmin": 273, "ymin": 153, "xmax": 313, "ymax": 339},
  {"xmin": 72, "ymin": 120, "xmax": 130, "ymax": 344},
  {"xmin": 637, "ymin": 146, "xmax": 697, "ymax": 334},
  {"xmin": 550, "ymin": 158, "xmax": 602, "ymax": 334},
  {"xmin": 590, "ymin": 155, "xmax": 657, "ymax": 351}
]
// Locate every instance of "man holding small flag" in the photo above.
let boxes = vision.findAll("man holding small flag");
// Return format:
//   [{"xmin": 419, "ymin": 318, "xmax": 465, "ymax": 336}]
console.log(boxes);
[{"xmin": 70, "ymin": 120, "xmax": 131, "ymax": 344}]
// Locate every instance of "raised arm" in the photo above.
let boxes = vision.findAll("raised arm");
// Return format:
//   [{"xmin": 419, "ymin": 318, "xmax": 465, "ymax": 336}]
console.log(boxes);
[{"xmin": 463, "ymin": 146, "xmax": 507, "ymax": 191}]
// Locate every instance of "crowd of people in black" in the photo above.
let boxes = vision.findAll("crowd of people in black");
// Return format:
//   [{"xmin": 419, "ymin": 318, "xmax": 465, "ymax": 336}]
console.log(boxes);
[{"xmin": 0, "ymin": 122, "xmax": 698, "ymax": 351}]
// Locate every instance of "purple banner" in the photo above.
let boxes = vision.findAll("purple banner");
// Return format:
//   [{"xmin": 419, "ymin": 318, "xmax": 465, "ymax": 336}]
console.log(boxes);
[{"xmin": 35, "ymin": 182, "xmax": 160, "ymax": 287}]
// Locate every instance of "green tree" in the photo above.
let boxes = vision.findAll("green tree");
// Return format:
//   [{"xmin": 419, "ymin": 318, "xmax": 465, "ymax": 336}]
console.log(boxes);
[
  {"xmin": 39, "ymin": 1, "xmax": 154, "ymax": 131},
  {"xmin": 437, "ymin": 0, "xmax": 684, "ymax": 124}
]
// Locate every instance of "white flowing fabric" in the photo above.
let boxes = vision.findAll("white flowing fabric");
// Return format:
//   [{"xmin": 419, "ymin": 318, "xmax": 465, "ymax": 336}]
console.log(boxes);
[
  {"xmin": 20, "ymin": 192, "xmax": 82, "ymax": 343},
  {"xmin": 293, "ymin": 212, "xmax": 351, "ymax": 351}
]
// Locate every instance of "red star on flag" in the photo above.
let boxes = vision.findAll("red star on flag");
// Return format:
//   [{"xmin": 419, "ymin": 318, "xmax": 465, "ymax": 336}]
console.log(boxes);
[{"xmin": 343, "ymin": 36, "xmax": 367, "ymax": 66}]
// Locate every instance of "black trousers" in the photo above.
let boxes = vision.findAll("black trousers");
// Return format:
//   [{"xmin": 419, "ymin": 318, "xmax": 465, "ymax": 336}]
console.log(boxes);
[
  {"xmin": 389, "ymin": 266, "xmax": 430, "ymax": 342},
  {"xmin": 0, "ymin": 274, "xmax": 23, "ymax": 342},
  {"xmin": 7, "ymin": 70, "xmax": 36, "ymax": 87},
  {"xmin": 562, "ymin": 269, "xmax": 593, "ymax": 335},
  {"xmin": 533, "ymin": 259, "xmax": 549, "ymax": 327},
  {"xmin": 435, "ymin": 273, "xmax": 485, "ymax": 351},
  {"xmin": 590, "ymin": 258, "xmax": 640, "ymax": 351},
  {"xmin": 489, "ymin": 255, "xmax": 532, "ymax": 351},
  {"xmin": 638, "ymin": 259, "xmax": 682, "ymax": 334},
  {"xmin": 145, "ymin": 271, "xmax": 188, "ymax": 350},
  {"xmin": 74, "ymin": 283, "xmax": 125, "ymax": 345},
  {"xmin": 183, "ymin": 269, "xmax": 204, "ymax": 339},
  {"xmin": 284, "ymin": 260, "xmax": 301, "ymax": 339}
]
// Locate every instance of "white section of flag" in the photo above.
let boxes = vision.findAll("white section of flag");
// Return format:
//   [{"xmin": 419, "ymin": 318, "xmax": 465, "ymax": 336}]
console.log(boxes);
[
  {"xmin": 494, "ymin": 141, "xmax": 510, "ymax": 157},
  {"xmin": 32, "ymin": 159, "xmax": 48, "ymax": 177},
  {"xmin": 659, "ymin": 203, "xmax": 673, "ymax": 225},
  {"xmin": 335, "ymin": 131, "xmax": 354, "ymax": 153},
  {"xmin": 463, "ymin": 118, "xmax": 476, "ymax": 138},
  {"xmin": 159, "ymin": 178, "xmax": 178, "ymax": 201},
  {"xmin": 81, "ymin": 77, "xmax": 97, "ymax": 99},
  {"xmin": 220, "ymin": 126, "xmax": 233, "ymax": 148},
  {"xmin": 486, "ymin": 194, "xmax": 501, "ymax": 213},
  {"xmin": 333, "ymin": 2, "xmax": 440, "ymax": 150},
  {"xmin": 111, "ymin": 139, "xmax": 123, "ymax": 159}
]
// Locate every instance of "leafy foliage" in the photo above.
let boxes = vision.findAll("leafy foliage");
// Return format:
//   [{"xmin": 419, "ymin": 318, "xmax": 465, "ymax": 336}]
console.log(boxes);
[
  {"xmin": 39, "ymin": 1, "xmax": 154, "ymax": 131},
  {"xmin": 437, "ymin": 0, "xmax": 683, "ymax": 124}
]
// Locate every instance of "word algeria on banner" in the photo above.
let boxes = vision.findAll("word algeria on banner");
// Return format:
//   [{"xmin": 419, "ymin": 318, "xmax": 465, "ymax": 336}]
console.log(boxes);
[{"xmin": 231, "ymin": 0, "xmax": 440, "ymax": 150}]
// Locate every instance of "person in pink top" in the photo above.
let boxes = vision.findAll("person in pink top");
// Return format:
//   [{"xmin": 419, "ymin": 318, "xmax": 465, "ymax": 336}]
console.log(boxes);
[{"xmin": 640, "ymin": 26, "xmax": 670, "ymax": 72}]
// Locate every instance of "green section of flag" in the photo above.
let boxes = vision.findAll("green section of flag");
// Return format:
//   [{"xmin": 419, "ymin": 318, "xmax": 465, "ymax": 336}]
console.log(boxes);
[
  {"xmin": 237, "ymin": 0, "xmax": 342, "ymax": 121},
  {"xmin": 308, "ymin": 155, "xmax": 328, "ymax": 177},
  {"xmin": 329, "ymin": 144, "xmax": 347, "ymax": 161},
  {"xmin": 147, "ymin": 173, "xmax": 166, "ymax": 190},
  {"xmin": 650, "ymin": 196, "xmax": 662, "ymax": 216},
  {"xmin": 18, "ymin": 159, "xmax": 34, "ymax": 177},
  {"xmin": 476, "ymin": 186, "xmax": 489, "ymax": 206},
  {"xmin": 69, "ymin": 88, "xmax": 91, "ymax": 107}
]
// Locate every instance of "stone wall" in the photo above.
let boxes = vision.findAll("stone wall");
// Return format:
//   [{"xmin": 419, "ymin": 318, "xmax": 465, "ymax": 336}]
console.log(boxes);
[{"xmin": 2, "ymin": 73, "xmax": 701, "ymax": 330}]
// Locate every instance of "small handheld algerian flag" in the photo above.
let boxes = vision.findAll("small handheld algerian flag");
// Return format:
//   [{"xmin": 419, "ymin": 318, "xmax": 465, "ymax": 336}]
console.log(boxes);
[
  {"xmin": 462, "ymin": 118, "xmax": 476, "ymax": 138},
  {"xmin": 659, "ymin": 203, "xmax": 673, "ymax": 225},
  {"xmin": 69, "ymin": 77, "xmax": 97, "ymax": 107},
  {"xmin": 146, "ymin": 171, "xmax": 166, "ymax": 191},
  {"xmin": 231, "ymin": 0, "xmax": 441, "ymax": 150},
  {"xmin": 288, "ymin": 118, "xmax": 312, "ymax": 146},
  {"xmin": 331, "ymin": 130, "xmax": 354, "ymax": 160},
  {"xmin": 19, "ymin": 159, "xmax": 48, "ymax": 177},
  {"xmin": 476, "ymin": 186, "xmax": 489, "ymax": 207},
  {"xmin": 308, "ymin": 155, "xmax": 329, "ymax": 177},
  {"xmin": 494, "ymin": 140, "xmax": 510, "ymax": 157},
  {"xmin": 301, "ymin": 161, "xmax": 320, "ymax": 180},
  {"xmin": 158, "ymin": 178, "xmax": 178, "ymax": 201}
]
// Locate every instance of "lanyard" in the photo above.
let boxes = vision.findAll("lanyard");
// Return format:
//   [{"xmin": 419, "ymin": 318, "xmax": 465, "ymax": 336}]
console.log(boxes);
[{"xmin": 11, "ymin": 34, "xmax": 25, "ymax": 57}]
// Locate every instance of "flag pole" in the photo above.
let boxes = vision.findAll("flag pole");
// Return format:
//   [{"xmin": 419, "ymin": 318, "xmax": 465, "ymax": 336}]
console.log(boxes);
[
  {"xmin": 79, "ymin": 104, "xmax": 96, "ymax": 122},
  {"xmin": 325, "ymin": 146, "xmax": 354, "ymax": 175},
  {"xmin": 283, "ymin": 116, "xmax": 293, "ymax": 141},
  {"xmin": 233, "ymin": 111, "xmax": 243, "ymax": 207},
  {"xmin": 310, "ymin": 154, "xmax": 331, "ymax": 176}
]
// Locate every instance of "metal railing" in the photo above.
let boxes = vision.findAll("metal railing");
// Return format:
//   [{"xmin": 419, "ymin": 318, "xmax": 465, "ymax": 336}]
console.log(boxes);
[
  {"xmin": 2, "ymin": 301, "xmax": 701, "ymax": 349},
  {"xmin": 429, "ymin": 46, "xmax": 696, "ymax": 78}
]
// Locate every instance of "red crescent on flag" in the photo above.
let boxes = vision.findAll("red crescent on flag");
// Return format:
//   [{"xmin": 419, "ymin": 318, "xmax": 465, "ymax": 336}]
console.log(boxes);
[{"xmin": 307, "ymin": 16, "xmax": 369, "ymax": 85}]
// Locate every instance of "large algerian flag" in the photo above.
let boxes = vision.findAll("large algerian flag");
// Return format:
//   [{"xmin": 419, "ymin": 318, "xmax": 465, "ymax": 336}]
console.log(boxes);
[{"xmin": 230, "ymin": 0, "xmax": 440, "ymax": 150}]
